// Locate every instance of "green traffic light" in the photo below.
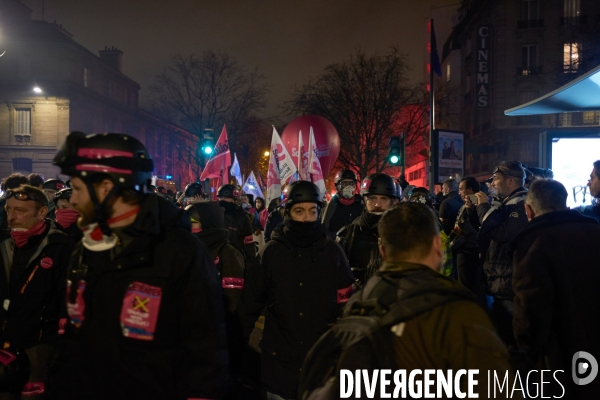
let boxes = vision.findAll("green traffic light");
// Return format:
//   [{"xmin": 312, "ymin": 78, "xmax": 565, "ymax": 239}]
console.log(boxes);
[
  {"xmin": 203, "ymin": 146, "xmax": 213, "ymax": 155},
  {"xmin": 390, "ymin": 155, "xmax": 399, "ymax": 164}
]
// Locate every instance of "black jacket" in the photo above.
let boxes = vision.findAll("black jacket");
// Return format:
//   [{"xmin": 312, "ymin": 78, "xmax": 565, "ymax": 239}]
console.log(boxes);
[
  {"xmin": 337, "ymin": 211, "xmax": 382, "ymax": 285},
  {"xmin": 321, "ymin": 195, "xmax": 363, "ymax": 234},
  {"xmin": 510, "ymin": 209, "xmax": 600, "ymax": 399},
  {"xmin": 237, "ymin": 220, "xmax": 354, "ymax": 398},
  {"xmin": 219, "ymin": 201, "xmax": 255, "ymax": 265},
  {"xmin": 0, "ymin": 220, "xmax": 71, "ymax": 348},
  {"xmin": 477, "ymin": 188, "xmax": 528, "ymax": 299},
  {"xmin": 264, "ymin": 208, "xmax": 284, "ymax": 242},
  {"xmin": 50, "ymin": 194, "xmax": 229, "ymax": 400},
  {"xmin": 439, "ymin": 191, "xmax": 463, "ymax": 235}
]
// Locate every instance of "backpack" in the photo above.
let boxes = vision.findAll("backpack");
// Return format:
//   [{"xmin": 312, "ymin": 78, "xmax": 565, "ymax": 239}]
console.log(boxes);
[{"xmin": 297, "ymin": 267, "xmax": 477, "ymax": 400}]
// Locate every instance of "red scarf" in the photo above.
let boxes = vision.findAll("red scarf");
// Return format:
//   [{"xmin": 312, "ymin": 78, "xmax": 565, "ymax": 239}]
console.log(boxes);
[
  {"xmin": 55, "ymin": 209, "xmax": 80, "ymax": 229},
  {"xmin": 11, "ymin": 219, "xmax": 47, "ymax": 248},
  {"xmin": 338, "ymin": 196, "xmax": 355, "ymax": 206}
]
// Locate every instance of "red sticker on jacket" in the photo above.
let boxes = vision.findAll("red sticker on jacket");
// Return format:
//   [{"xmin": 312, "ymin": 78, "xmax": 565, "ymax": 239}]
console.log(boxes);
[
  {"xmin": 40, "ymin": 257, "xmax": 53, "ymax": 269},
  {"xmin": 58, "ymin": 318, "xmax": 67, "ymax": 335},
  {"xmin": 21, "ymin": 382, "xmax": 44, "ymax": 395},
  {"xmin": 243, "ymin": 235, "xmax": 254, "ymax": 244},
  {"xmin": 214, "ymin": 256, "xmax": 220, "ymax": 265},
  {"xmin": 222, "ymin": 277, "xmax": 244, "ymax": 289},
  {"xmin": 337, "ymin": 285, "xmax": 353, "ymax": 304},
  {"xmin": 66, "ymin": 280, "xmax": 87, "ymax": 328},
  {"xmin": 120, "ymin": 282, "xmax": 162, "ymax": 341}
]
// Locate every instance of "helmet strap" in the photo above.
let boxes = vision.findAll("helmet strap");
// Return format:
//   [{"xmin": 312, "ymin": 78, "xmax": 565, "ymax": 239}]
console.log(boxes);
[{"xmin": 85, "ymin": 180, "xmax": 120, "ymax": 236}]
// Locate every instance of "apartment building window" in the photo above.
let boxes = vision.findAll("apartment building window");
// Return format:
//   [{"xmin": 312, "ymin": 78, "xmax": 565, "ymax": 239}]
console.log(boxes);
[
  {"xmin": 520, "ymin": 45, "xmax": 540, "ymax": 75},
  {"xmin": 564, "ymin": 0, "xmax": 580, "ymax": 18},
  {"xmin": 15, "ymin": 108, "xmax": 31, "ymax": 135},
  {"xmin": 558, "ymin": 113, "xmax": 572, "ymax": 126},
  {"xmin": 83, "ymin": 67, "xmax": 89, "ymax": 87},
  {"xmin": 521, "ymin": 0, "xmax": 539, "ymax": 20},
  {"xmin": 564, "ymin": 43, "xmax": 581, "ymax": 73},
  {"xmin": 12, "ymin": 158, "xmax": 32, "ymax": 174},
  {"xmin": 582, "ymin": 111, "xmax": 600, "ymax": 125}
]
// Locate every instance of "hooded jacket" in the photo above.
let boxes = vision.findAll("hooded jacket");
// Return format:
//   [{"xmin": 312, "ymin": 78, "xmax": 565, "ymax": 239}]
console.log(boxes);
[
  {"xmin": 237, "ymin": 218, "xmax": 354, "ymax": 399},
  {"xmin": 50, "ymin": 194, "xmax": 229, "ymax": 400},
  {"xmin": 510, "ymin": 209, "xmax": 600, "ymax": 399}
]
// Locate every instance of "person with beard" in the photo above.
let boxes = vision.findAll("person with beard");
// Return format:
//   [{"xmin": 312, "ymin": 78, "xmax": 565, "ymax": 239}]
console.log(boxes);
[
  {"xmin": 337, "ymin": 173, "xmax": 399, "ymax": 287},
  {"xmin": 0, "ymin": 185, "xmax": 72, "ymax": 398},
  {"xmin": 53, "ymin": 188, "xmax": 82, "ymax": 244},
  {"xmin": 0, "ymin": 174, "xmax": 30, "ymax": 229},
  {"xmin": 49, "ymin": 132, "xmax": 229, "ymax": 399},
  {"xmin": 321, "ymin": 169, "xmax": 364, "ymax": 235},
  {"xmin": 237, "ymin": 181, "xmax": 354, "ymax": 400},
  {"xmin": 185, "ymin": 202, "xmax": 246, "ymax": 380},
  {"xmin": 218, "ymin": 184, "xmax": 255, "ymax": 264}
]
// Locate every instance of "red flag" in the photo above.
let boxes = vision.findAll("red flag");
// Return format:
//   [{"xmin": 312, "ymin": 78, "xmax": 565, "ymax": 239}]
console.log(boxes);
[{"xmin": 200, "ymin": 126, "xmax": 231, "ymax": 180}]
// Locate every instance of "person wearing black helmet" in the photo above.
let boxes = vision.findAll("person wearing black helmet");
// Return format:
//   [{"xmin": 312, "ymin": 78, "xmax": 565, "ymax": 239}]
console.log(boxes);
[
  {"xmin": 337, "ymin": 173, "xmax": 399, "ymax": 286},
  {"xmin": 53, "ymin": 188, "xmax": 83, "ymax": 244},
  {"xmin": 321, "ymin": 169, "xmax": 364, "ymax": 234},
  {"xmin": 42, "ymin": 179, "xmax": 67, "ymax": 221},
  {"xmin": 50, "ymin": 132, "xmax": 229, "ymax": 399},
  {"xmin": 237, "ymin": 181, "xmax": 354, "ymax": 400},
  {"xmin": 218, "ymin": 184, "xmax": 255, "ymax": 266},
  {"xmin": 181, "ymin": 182, "xmax": 205, "ymax": 206}
]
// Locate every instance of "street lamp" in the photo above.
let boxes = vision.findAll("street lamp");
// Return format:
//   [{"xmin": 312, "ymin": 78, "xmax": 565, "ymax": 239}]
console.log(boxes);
[
  {"xmin": 33, "ymin": 86, "xmax": 42, "ymax": 93},
  {"xmin": 263, "ymin": 151, "xmax": 269, "ymax": 157}
]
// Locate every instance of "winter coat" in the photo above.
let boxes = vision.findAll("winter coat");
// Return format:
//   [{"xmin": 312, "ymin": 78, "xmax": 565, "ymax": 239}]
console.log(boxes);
[
  {"xmin": 264, "ymin": 208, "xmax": 284, "ymax": 242},
  {"xmin": 337, "ymin": 211, "xmax": 382, "ymax": 285},
  {"xmin": 477, "ymin": 188, "xmax": 528, "ymax": 299},
  {"xmin": 439, "ymin": 191, "xmax": 464, "ymax": 235},
  {"xmin": 449, "ymin": 203, "xmax": 481, "ymax": 252},
  {"xmin": 237, "ymin": 220, "xmax": 354, "ymax": 399},
  {"xmin": 510, "ymin": 209, "xmax": 600, "ymax": 399},
  {"xmin": 49, "ymin": 194, "xmax": 230, "ymax": 400},
  {"xmin": 321, "ymin": 195, "xmax": 364, "ymax": 234},
  {"xmin": 219, "ymin": 201, "xmax": 255, "ymax": 264}
]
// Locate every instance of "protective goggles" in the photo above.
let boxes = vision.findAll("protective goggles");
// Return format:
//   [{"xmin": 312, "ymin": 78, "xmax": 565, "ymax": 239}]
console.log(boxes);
[
  {"xmin": 338, "ymin": 181, "xmax": 356, "ymax": 188},
  {"xmin": 5, "ymin": 191, "xmax": 36, "ymax": 201},
  {"xmin": 492, "ymin": 166, "xmax": 524, "ymax": 179}
]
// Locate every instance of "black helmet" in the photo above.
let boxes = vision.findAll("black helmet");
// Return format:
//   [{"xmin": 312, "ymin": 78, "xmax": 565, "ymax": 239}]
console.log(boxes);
[
  {"xmin": 217, "ymin": 184, "xmax": 240, "ymax": 199},
  {"xmin": 285, "ymin": 181, "xmax": 322, "ymax": 208},
  {"xmin": 54, "ymin": 188, "xmax": 72, "ymax": 203},
  {"xmin": 334, "ymin": 169, "xmax": 357, "ymax": 185},
  {"xmin": 185, "ymin": 202, "xmax": 225, "ymax": 229},
  {"xmin": 52, "ymin": 131, "xmax": 154, "ymax": 192},
  {"xmin": 0, "ymin": 348, "xmax": 30, "ymax": 393},
  {"xmin": 42, "ymin": 179, "xmax": 67, "ymax": 191},
  {"xmin": 360, "ymin": 173, "xmax": 397, "ymax": 198},
  {"xmin": 184, "ymin": 182, "xmax": 204, "ymax": 197}
]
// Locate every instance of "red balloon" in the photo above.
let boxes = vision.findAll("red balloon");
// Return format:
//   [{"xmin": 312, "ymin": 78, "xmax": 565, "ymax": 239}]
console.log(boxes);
[{"xmin": 281, "ymin": 115, "xmax": 340, "ymax": 178}]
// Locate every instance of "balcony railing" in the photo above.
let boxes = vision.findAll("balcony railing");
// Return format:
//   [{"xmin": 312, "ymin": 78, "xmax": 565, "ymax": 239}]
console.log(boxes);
[
  {"xmin": 517, "ymin": 19, "xmax": 544, "ymax": 29},
  {"xmin": 517, "ymin": 66, "xmax": 544, "ymax": 76},
  {"xmin": 560, "ymin": 15, "xmax": 587, "ymax": 26}
]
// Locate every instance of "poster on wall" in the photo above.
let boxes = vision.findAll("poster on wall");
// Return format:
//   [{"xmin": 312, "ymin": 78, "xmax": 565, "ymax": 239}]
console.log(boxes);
[{"xmin": 434, "ymin": 129, "xmax": 465, "ymax": 183}]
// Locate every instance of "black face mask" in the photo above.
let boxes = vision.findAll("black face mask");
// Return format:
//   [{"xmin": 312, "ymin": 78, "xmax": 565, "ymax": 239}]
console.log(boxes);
[{"xmin": 282, "ymin": 217, "xmax": 325, "ymax": 248}]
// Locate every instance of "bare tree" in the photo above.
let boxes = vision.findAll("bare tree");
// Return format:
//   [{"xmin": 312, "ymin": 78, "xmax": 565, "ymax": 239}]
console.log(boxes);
[
  {"xmin": 286, "ymin": 48, "xmax": 424, "ymax": 179},
  {"xmin": 148, "ymin": 51, "xmax": 269, "ymax": 154}
]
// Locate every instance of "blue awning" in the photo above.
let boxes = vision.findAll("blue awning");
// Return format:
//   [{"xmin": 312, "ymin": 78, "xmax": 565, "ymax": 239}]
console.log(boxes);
[{"xmin": 505, "ymin": 64, "xmax": 600, "ymax": 115}]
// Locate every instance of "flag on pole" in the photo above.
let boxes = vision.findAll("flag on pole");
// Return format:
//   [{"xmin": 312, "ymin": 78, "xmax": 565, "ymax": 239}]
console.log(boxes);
[
  {"xmin": 230, "ymin": 153, "xmax": 243, "ymax": 186},
  {"xmin": 200, "ymin": 125, "xmax": 232, "ymax": 181},
  {"xmin": 308, "ymin": 127, "xmax": 326, "ymax": 198},
  {"xmin": 430, "ymin": 20, "xmax": 442, "ymax": 77},
  {"xmin": 243, "ymin": 171, "xmax": 264, "ymax": 200},
  {"xmin": 297, "ymin": 130, "xmax": 308, "ymax": 180},
  {"xmin": 267, "ymin": 127, "xmax": 297, "ymax": 204}
]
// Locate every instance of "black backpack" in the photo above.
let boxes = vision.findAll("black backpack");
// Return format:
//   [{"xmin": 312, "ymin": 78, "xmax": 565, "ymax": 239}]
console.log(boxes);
[{"xmin": 298, "ymin": 267, "xmax": 477, "ymax": 400}]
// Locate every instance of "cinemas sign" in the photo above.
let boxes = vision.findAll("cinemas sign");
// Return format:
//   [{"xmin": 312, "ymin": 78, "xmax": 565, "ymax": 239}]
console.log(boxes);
[{"xmin": 476, "ymin": 25, "xmax": 490, "ymax": 108}]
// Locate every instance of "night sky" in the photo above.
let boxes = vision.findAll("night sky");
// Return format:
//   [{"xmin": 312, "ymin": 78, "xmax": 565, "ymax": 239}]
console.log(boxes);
[{"xmin": 21, "ymin": 0, "xmax": 460, "ymax": 120}]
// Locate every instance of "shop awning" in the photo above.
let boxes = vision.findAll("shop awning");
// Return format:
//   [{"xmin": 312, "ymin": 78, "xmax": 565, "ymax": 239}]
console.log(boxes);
[{"xmin": 504, "ymin": 64, "xmax": 600, "ymax": 116}]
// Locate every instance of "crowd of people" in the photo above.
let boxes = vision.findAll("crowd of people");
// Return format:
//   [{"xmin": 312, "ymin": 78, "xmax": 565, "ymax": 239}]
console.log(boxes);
[{"xmin": 0, "ymin": 131, "xmax": 598, "ymax": 399}]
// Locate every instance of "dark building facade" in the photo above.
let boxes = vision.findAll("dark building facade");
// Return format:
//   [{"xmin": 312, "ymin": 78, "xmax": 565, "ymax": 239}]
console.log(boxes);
[
  {"xmin": 0, "ymin": 0, "xmax": 202, "ymax": 189},
  {"xmin": 436, "ymin": 0, "xmax": 600, "ymax": 177}
]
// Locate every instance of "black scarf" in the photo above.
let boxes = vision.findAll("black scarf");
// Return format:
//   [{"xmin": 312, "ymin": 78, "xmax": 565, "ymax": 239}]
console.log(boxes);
[
  {"xmin": 282, "ymin": 218, "xmax": 326, "ymax": 248},
  {"xmin": 355, "ymin": 211, "xmax": 382, "ymax": 231}
]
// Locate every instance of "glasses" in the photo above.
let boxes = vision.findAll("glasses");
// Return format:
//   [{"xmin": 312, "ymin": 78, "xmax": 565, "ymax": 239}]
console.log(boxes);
[
  {"xmin": 365, "ymin": 196, "xmax": 391, "ymax": 204},
  {"xmin": 6, "ymin": 191, "xmax": 36, "ymax": 201},
  {"xmin": 339, "ymin": 181, "xmax": 356, "ymax": 188}
]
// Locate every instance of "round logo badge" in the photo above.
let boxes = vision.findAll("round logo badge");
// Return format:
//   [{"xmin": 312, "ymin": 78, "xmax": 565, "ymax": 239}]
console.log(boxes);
[{"xmin": 40, "ymin": 257, "xmax": 53, "ymax": 269}]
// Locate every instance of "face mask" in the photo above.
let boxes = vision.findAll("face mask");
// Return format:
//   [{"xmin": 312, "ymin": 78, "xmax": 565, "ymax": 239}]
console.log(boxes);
[
  {"xmin": 341, "ymin": 186, "xmax": 354, "ymax": 199},
  {"xmin": 55, "ymin": 209, "xmax": 80, "ymax": 229},
  {"xmin": 81, "ymin": 223, "xmax": 118, "ymax": 251},
  {"xmin": 11, "ymin": 220, "xmax": 46, "ymax": 248}
]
